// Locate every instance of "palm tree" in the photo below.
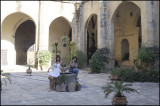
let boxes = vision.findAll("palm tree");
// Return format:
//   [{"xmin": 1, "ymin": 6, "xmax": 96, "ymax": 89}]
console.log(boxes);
[{"xmin": 102, "ymin": 81, "xmax": 140, "ymax": 98}]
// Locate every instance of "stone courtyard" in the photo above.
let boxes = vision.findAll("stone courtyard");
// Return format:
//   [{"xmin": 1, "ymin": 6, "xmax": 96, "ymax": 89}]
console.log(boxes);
[
  {"xmin": 1, "ymin": 1, "xmax": 159, "ymax": 105},
  {"xmin": 1, "ymin": 67, "xmax": 159, "ymax": 105}
]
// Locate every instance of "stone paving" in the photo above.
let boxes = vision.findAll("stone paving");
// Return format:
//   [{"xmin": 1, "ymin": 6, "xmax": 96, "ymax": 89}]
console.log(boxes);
[{"xmin": 1, "ymin": 67, "xmax": 159, "ymax": 105}]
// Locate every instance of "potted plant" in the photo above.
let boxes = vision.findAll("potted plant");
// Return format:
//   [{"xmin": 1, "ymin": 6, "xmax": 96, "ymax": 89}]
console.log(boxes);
[
  {"xmin": 102, "ymin": 81, "xmax": 140, "ymax": 105},
  {"xmin": 109, "ymin": 69, "xmax": 119, "ymax": 82},
  {"xmin": 89, "ymin": 52, "xmax": 109, "ymax": 73},
  {"xmin": 59, "ymin": 74, "xmax": 66, "ymax": 92},
  {"xmin": 37, "ymin": 50, "xmax": 52, "ymax": 71},
  {"xmin": 26, "ymin": 59, "xmax": 33, "ymax": 76},
  {"xmin": 134, "ymin": 45, "xmax": 155, "ymax": 71},
  {"xmin": 1, "ymin": 70, "xmax": 12, "ymax": 91}
]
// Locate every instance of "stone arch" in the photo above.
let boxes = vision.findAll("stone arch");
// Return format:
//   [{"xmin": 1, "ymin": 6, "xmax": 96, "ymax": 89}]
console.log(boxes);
[
  {"xmin": 15, "ymin": 20, "xmax": 36, "ymax": 65},
  {"xmin": 111, "ymin": 1, "xmax": 141, "ymax": 22},
  {"xmin": 12, "ymin": 16, "xmax": 35, "ymax": 37},
  {"xmin": 2, "ymin": 11, "xmax": 36, "ymax": 26},
  {"xmin": 2, "ymin": 12, "xmax": 36, "ymax": 39},
  {"xmin": 112, "ymin": 1, "xmax": 141, "ymax": 66},
  {"xmin": 1, "ymin": 12, "xmax": 36, "ymax": 66},
  {"xmin": 84, "ymin": 14, "xmax": 98, "ymax": 65},
  {"xmin": 49, "ymin": 16, "xmax": 72, "ymax": 64},
  {"xmin": 49, "ymin": 16, "xmax": 72, "ymax": 30}
]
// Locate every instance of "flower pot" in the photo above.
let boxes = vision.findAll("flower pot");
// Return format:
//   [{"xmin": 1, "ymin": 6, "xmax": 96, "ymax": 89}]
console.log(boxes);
[
  {"xmin": 109, "ymin": 75, "xmax": 118, "ymax": 80},
  {"xmin": 109, "ymin": 75, "xmax": 118, "ymax": 82},
  {"xmin": 112, "ymin": 96, "xmax": 127, "ymax": 105},
  {"xmin": 26, "ymin": 68, "xmax": 32, "ymax": 76}
]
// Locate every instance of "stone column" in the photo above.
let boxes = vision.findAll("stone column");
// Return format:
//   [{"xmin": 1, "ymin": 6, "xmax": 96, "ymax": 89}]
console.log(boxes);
[
  {"xmin": 98, "ymin": 1, "xmax": 115, "ymax": 69},
  {"xmin": 74, "ymin": 3, "xmax": 80, "ymax": 50},
  {"xmin": 141, "ymin": 1, "xmax": 157, "ymax": 47},
  {"xmin": 98, "ymin": 1, "xmax": 107, "ymax": 49},
  {"xmin": 77, "ymin": 2, "xmax": 84, "ymax": 52},
  {"xmin": 38, "ymin": 1, "xmax": 49, "ymax": 50}
]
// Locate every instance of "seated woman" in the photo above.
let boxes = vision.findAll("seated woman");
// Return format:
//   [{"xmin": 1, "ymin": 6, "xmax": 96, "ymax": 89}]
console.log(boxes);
[
  {"xmin": 47, "ymin": 55, "xmax": 64, "ymax": 92},
  {"xmin": 69, "ymin": 56, "xmax": 79, "ymax": 78}
]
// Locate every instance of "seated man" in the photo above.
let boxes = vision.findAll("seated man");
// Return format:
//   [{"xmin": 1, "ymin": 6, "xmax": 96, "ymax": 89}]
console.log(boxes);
[{"xmin": 69, "ymin": 56, "xmax": 79, "ymax": 78}]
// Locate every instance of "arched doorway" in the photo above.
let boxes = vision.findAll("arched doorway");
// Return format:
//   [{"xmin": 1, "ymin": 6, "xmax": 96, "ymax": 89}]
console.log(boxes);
[
  {"xmin": 86, "ymin": 14, "xmax": 97, "ymax": 65},
  {"xmin": 121, "ymin": 39, "xmax": 129, "ymax": 61},
  {"xmin": 15, "ymin": 20, "xmax": 35, "ymax": 65},
  {"xmin": 49, "ymin": 17, "xmax": 72, "ymax": 64},
  {"xmin": 1, "ymin": 12, "xmax": 36, "ymax": 66},
  {"xmin": 113, "ymin": 2, "xmax": 141, "ymax": 66}
]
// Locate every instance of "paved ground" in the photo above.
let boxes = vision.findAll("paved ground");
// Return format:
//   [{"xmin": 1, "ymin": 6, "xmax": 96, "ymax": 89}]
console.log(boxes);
[{"xmin": 1, "ymin": 66, "xmax": 159, "ymax": 105}]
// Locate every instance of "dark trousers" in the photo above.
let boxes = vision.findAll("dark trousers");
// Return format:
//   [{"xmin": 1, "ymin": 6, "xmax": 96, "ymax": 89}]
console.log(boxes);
[{"xmin": 69, "ymin": 68, "xmax": 79, "ymax": 77}]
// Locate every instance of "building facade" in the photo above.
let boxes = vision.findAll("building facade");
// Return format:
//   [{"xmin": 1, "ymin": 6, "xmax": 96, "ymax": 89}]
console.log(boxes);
[{"xmin": 1, "ymin": 1, "xmax": 159, "ymax": 68}]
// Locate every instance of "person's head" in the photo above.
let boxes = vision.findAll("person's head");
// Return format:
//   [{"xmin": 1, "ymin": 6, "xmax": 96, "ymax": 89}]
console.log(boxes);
[
  {"xmin": 56, "ymin": 55, "xmax": 61, "ymax": 62},
  {"xmin": 72, "ymin": 56, "xmax": 77, "ymax": 62}
]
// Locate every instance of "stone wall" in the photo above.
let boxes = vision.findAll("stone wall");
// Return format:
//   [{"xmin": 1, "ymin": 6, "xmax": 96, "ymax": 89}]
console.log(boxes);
[{"xmin": 1, "ymin": 1, "xmax": 159, "ymax": 68}]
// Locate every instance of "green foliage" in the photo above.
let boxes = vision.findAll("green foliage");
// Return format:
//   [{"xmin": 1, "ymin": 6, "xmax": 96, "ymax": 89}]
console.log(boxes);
[
  {"xmin": 76, "ymin": 51, "xmax": 87, "ymax": 69},
  {"xmin": 36, "ymin": 50, "xmax": 52, "ymax": 66},
  {"xmin": 118, "ymin": 69, "xmax": 137, "ymax": 82},
  {"xmin": 60, "ymin": 36, "xmax": 69, "ymax": 43},
  {"xmin": 147, "ymin": 71, "xmax": 159, "ymax": 82},
  {"xmin": 89, "ymin": 52, "xmax": 109, "ymax": 73},
  {"xmin": 102, "ymin": 81, "xmax": 140, "ymax": 98},
  {"xmin": 60, "ymin": 74, "xmax": 66, "ymax": 84},
  {"xmin": 134, "ymin": 45, "xmax": 155, "ymax": 70},
  {"xmin": 111, "ymin": 68, "xmax": 159, "ymax": 82},
  {"xmin": 68, "ymin": 41, "xmax": 77, "ymax": 62},
  {"xmin": 110, "ymin": 69, "xmax": 120, "ymax": 76},
  {"xmin": 1, "ymin": 70, "xmax": 12, "ymax": 87}
]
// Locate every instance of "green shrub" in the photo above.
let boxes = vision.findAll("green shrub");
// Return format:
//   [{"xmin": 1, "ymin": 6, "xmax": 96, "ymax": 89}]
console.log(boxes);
[
  {"xmin": 76, "ymin": 51, "xmax": 87, "ymax": 69},
  {"xmin": 134, "ymin": 45, "xmax": 155, "ymax": 70},
  {"xmin": 89, "ymin": 52, "xmax": 109, "ymax": 73},
  {"xmin": 114, "ymin": 68, "xmax": 159, "ymax": 83},
  {"xmin": 36, "ymin": 50, "xmax": 52, "ymax": 67},
  {"xmin": 147, "ymin": 71, "xmax": 159, "ymax": 82},
  {"xmin": 60, "ymin": 74, "xmax": 66, "ymax": 84},
  {"xmin": 137, "ymin": 72, "xmax": 148, "ymax": 82},
  {"xmin": 118, "ymin": 69, "xmax": 137, "ymax": 82},
  {"xmin": 110, "ymin": 68, "xmax": 120, "ymax": 76}
]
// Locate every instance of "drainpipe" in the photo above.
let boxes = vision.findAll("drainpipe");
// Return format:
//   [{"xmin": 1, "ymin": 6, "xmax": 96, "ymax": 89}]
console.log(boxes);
[
  {"xmin": 37, "ymin": 1, "xmax": 41, "ymax": 71},
  {"xmin": 37, "ymin": 1, "xmax": 41, "ymax": 51}
]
